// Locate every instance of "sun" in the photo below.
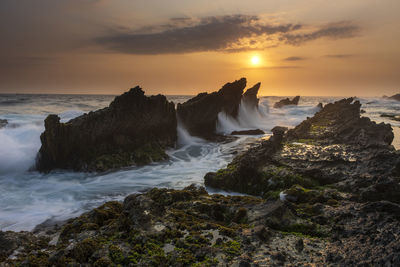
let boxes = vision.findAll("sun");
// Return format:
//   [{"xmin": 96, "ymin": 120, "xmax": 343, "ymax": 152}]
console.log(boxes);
[{"xmin": 251, "ymin": 56, "xmax": 260, "ymax": 65}]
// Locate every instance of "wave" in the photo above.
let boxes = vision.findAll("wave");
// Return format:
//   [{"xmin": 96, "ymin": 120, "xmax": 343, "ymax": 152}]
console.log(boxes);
[{"xmin": 216, "ymin": 98, "xmax": 320, "ymax": 135}]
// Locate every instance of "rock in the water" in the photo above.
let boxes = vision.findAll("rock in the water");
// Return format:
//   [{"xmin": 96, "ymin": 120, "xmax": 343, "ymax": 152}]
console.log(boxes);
[
  {"xmin": 380, "ymin": 113, "xmax": 400, "ymax": 121},
  {"xmin": 242, "ymin": 82, "xmax": 261, "ymax": 109},
  {"xmin": 387, "ymin": 93, "xmax": 400, "ymax": 101},
  {"xmin": 286, "ymin": 98, "xmax": 393, "ymax": 147},
  {"xmin": 177, "ymin": 78, "xmax": 247, "ymax": 139},
  {"xmin": 273, "ymin": 96, "xmax": 300, "ymax": 108},
  {"xmin": 231, "ymin": 129, "xmax": 264, "ymax": 135},
  {"xmin": 36, "ymin": 87, "xmax": 177, "ymax": 172},
  {"xmin": 206, "ymin": 98, "xmax": 399, "ymax": 199},
  {"xmin": 0, "ymin": 119, "xmax": 7, "ymax": 128}
]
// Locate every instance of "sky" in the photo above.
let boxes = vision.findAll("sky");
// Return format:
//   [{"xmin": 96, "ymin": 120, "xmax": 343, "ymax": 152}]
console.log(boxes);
[{"xmin": 0, "ymin": 0, "xmax": 399, "ymax": 96}]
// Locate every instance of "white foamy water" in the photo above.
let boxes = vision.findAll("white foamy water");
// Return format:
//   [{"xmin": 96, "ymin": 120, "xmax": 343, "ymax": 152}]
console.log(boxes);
[{"xmin": 0, "ymin": 94, "xmax": 399, "ymax": 231}]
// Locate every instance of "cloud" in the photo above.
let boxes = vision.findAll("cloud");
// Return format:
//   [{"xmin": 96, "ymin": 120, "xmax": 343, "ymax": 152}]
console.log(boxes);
[
  {"xmin": 284, "ymin": 56, "xmax": 306, "ymax": 61},
  {"xmin": 325, "ymin": 54, "xmax": 355, "ymax": 58},
  {"xmin": 242, "ymin": 65, "xmax": 303, "ymax": 70},
  {"xmin": 95, "ymin": 16, "xmax": 360, "ymax": 54},
  {"xmin": 282, "ymin": 21, "xmax": 360, "ymax": 45}
]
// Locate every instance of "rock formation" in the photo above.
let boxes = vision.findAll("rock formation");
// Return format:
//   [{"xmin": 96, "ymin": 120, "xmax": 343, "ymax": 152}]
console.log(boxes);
[
  {"xmin": 3, "ymin": 184, "xmax": 400, "ymax": 266},
  {"xmin": 0, "ymin": 119, "xmax": 7, "ymax": 129},
  {"xmin": 285, "ymin": 98, "xmax": 393, "ymax": 147},
  {"xmin": 3, "ymin": 97, "xmax": 400, "ymax": 266},
  {"xmin": 273, "ymin": 96, "xmax": 300, "ymax": 108},
  {"xmin": 205, "ymin": 98, "xmax": 398, "ymax": 198},
  {"xmin": 381, "ymin": 113, "xmax": 400, "ymax": 121},
  {"xmin": 242, "ymin": 82, "xmax": 261, "ymax": 109},
  {"xmin": 231, "ymin": 129, "xmax": 264, "ymax": 135},
  {"xmin": 387, "ymin": 93, "xmax": 400, "ymax": 101},
  {"xmin": 36, "ymin": 87, "xmax": 177, "ymax": 172},
  {"xmin": 177, "ymin": 78, "xmax": 247, "ymax": 139}
]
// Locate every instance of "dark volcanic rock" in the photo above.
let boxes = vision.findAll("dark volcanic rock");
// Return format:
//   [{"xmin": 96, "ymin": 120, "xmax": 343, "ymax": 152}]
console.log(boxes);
[
  {"xmin": 286, "ymin": 98, "xmax": 394, "ymax": 147},
  {"xmin": 177, "ymin": 78, "xmax": 247, "ymax": 139},
  {"xmin": 242, "ymin": 82, "xmax": 261, "ymax": 109},
  {"xmin": 231, "ymin": 129, "xmax": 264, "ymax": 135},
  {"xmin": 206, "ymin": 98, "xmax": 399, "ymax": 198},
  {"xmin": 0, "ymin": 119, "xmax": 7, "ymax": 128},
  {"xmin": 36, "ymin": 87, "xmax": 177, "ymax": 172},
  {"xmin": 381, "ymin": 113, "xmax": 400, "ymax": 121},
  {"xmin": 273, "ymin": 96, "xmax": 300, "ymax": 108},
  {"xmin": 3, "ymin": 185, "xmax": 400, "ymax": 266},
  {"xmin": 387, "ymin": 93, "xmax": 400, "ymax": 101}
]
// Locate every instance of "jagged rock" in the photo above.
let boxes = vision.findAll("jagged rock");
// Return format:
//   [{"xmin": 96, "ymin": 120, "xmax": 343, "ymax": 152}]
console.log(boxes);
[
  {"xmin": 242, "ymin": 82, "xmax": 261, "ymax": 109},
  {"xmin": 177, "ymin": 78, "xmax": 247, "ymax": 139},
  {"xmin": 273, "ymin": 96, "xmax": 300, "ymax": 108},
  {"xmin": 36, "ymin": 87, "xmax": 177, "ymax": 172},
  {"xmin": 3, "ymin": 186, "xmax": 400, "ymax": 266},
  {"xmin": 387, "ymin": 93, "xmax": 400, "ymax": 101},
  {"xmin": 231, "ymin": 129, "xmax": 264, "ymax": 135},
  {"xmin": 317, "ymin": 103, "xmax": 323, "ymax": 109},
  {"xmin": 286, "ymin": 98, "xmax": 393, "ymax": 147},
  {"xmin": 0, "ymin": 119, "xmax": 7, "ymax": 129},
  {"xmin": 271, "ymin": 126, "xmax": 288, "ymax": 136},
  {"xmin": 206, "ymin": 98, "xmax": 399, "ymax": 199}
]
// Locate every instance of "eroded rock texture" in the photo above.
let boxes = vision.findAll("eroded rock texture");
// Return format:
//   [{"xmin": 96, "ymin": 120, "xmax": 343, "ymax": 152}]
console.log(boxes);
[
  {"xmin": 274, "ymin": 96, "xmax": 300, "ymax": 108},
  {"xmin": 36, "ymin": 87, "xmax": 177, "ymax": 172},
  {"xmin": 177, "ymin": 78, "xmax": 247, "ymax": 139}
]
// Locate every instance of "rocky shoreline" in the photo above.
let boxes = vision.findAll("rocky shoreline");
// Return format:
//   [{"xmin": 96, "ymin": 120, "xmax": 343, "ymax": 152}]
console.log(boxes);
[{"xmin": 1, "ymin": 82, "xmax": 400, "ymax": 266}]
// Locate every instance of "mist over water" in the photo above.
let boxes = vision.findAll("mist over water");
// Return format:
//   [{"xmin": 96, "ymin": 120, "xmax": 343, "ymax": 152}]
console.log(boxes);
[{"xmin": 0, "ymin": 94, "xmax": 399, "ymax": 231}]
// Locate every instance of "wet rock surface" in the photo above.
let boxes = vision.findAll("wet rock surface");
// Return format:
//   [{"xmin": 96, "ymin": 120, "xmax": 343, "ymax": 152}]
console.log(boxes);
[
  {"xmin": 177, "ymin": 78, "xmax": 247, "ymax": 139},
  {"xmin": 204, "ymin": 98, "xmax": 400, "ymax": 264},
  {"xmin": 242, "ymin": 82, "xmax": 260, "ymax": 109},
  {"xmin": 3, "ymin": 185, "xmax": 399, "ymax": 266},
  {"xmin": 36, "ymin": 87, "xmax": 177, "ymax": 172},
  {"xmin": 0, "ymin": 119, "xmax": 7, "ymax": 128},
  {"xmin": 273, "ymin": 96, "xmax": 300, "ymax": 108},
  {"xmin": 0, "ymin": 186, "xmax": 324, "ymax": 266},
  {"xmin": 231, "ymin": 129, "xmax": 264, "ymax": 135},
  {"xmin": 206, "ymin": 98, "xmax": 398, "ymax": 196},
  {"xmin": 386, "ymin": 93, "xmax": 400, "ymax": 101},
  {"xmin": 3, "ymin": 96, "xmax": 400, "ymax": 266}
]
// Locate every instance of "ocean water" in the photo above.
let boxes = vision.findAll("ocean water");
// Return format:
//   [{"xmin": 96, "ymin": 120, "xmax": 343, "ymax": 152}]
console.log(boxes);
[{"xmin": 0, "ymin": 94, "xmax": 399, "ymax": 231}]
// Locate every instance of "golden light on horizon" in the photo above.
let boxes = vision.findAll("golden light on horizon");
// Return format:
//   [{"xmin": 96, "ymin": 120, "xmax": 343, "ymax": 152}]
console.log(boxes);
[{"xmin": 251, "ymin": 56, "xmax": 261, "ymax": 65}]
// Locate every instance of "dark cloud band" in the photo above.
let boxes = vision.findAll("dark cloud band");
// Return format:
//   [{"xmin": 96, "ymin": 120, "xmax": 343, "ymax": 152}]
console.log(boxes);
[{"xmin": 95, "ymin": 15, "xmax": 360, "ymax": 54}]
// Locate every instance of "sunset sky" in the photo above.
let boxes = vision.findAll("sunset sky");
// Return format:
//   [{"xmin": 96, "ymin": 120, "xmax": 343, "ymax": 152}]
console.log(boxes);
[{"xmin": 0, "ymin": 0, "xmax": 399, "ymax": 96}]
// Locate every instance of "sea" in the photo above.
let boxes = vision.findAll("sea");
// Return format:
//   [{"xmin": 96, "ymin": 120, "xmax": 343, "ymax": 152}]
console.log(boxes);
[{"xmin": 0, "ymin": 94, "xmax": 399, "ymax": 231}]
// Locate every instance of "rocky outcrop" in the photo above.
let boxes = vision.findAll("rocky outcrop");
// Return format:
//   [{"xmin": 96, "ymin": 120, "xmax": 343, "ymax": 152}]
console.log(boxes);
[
  {"xmin": 0, "ymin": 119, "xmax": 7, "ymax": 128},
  {"xmin": 273, "ymin": 96, "xmax": 300, "ymax": 108},
  {"xmin": 286, "ymin": 98, "xmax": 394, "ymax": 147},
  {"xmin": 177, "ymin": 78, "xmax": 247, "ymax": 139},
  {"xmin": 242, "ymin": 82, "xmax": 261, "ymax": 109},
  {"xmin": 36, "ymin": 87, "xmax": 177, "ymax": 172},
  {"xmin": 387, "ymin": 93, "xmax": 400, "ymax": 101},
  {"xmin": 381, "ymin": 113, "xmax": 400, "ymax": 121},
  {"xmin": 231, "ymin": 129, "xmax": 264, "ymax": 135},
  {"xmin": 3, "ymin": 185, "xmax": 400, "ymax": 266},
  {"xmin": 205, "ymin": 98, "xmax": 399, "ymax": 199}
]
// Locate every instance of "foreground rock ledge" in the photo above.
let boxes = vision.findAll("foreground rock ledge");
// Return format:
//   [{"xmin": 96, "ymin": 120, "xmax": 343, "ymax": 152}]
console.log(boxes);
[
  {"xmin": 36, "ymin": 87, "xmax": 177, "ymax": 172},
  {"xmin": 1, "ymin": 185, "xmax": 400, "ymax": 266}
]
